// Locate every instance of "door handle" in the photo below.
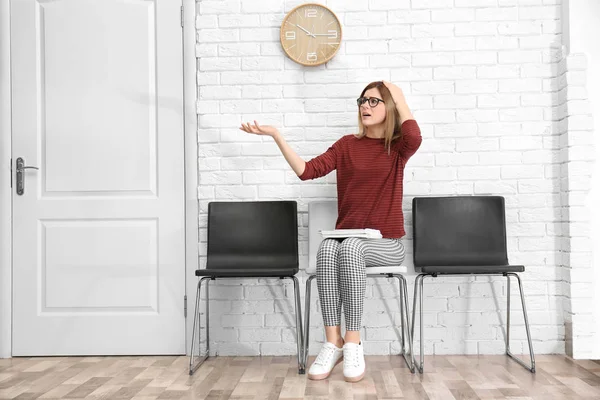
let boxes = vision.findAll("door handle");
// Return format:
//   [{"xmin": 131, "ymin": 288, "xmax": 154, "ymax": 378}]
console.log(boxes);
[{"xmin": 16, "ymin": 157, "xmax": 39, "ymax": 196}]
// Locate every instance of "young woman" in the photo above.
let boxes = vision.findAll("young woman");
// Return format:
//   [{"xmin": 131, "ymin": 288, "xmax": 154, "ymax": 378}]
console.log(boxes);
[{"xmin": 240, "ymin": 81, "xmax": 422, "ymax": 383}]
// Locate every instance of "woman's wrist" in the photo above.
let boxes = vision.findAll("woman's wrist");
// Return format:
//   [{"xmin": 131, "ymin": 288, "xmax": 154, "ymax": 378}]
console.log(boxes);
[{"xmin": 391, "ymin": 88, "xmax": 406, "ymax": 106}]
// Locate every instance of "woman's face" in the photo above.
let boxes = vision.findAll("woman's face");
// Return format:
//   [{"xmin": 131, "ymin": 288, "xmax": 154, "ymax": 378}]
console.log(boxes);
[{"xmin": 359, "ymin": 88, "xmax": 386, "ymax": 127}]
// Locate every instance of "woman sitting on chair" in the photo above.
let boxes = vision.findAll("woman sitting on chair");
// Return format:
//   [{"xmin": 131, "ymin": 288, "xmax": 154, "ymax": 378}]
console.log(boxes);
[{"xmin": 240, "ymin": 81, "xmax": 422, "ymax": 383}]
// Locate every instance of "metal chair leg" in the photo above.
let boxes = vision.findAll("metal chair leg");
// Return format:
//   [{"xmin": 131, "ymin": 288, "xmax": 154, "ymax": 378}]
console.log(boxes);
[
  {"xmin": 398, "ymin": 277, "xmax": 405, "ymax": 351},
  {"xmin": 401, "ymin": 274, "xmax": 416, "ymax": 373},
  {"xmin": 289, "ymin": 276, "xmax": 305, "ymax": 374},
  {"xmin": 304, "ymin": 272, "xmax": 416, "ymax": 374},
  {"xmin": 407, "ymin": 272, "xmax": 534, "ymax": 375},
  {"xmin": 392, "ymin": 274, "xmax": 415, "ymax": 373},
  {"xmin": 506, "ymin": 273, "xmax": 536, "ymax": 373},
  {"xmin": 410, "ymin": 274, "xmax": 426, "ymax": 373},
  {"xmin": 418, "ymin": 275, "xmax": 425, "ymax": 373},
  {"xmin": 304, "ymin": 274, "xmax": 316, "ymax": 371},
  {"xmin": 506, "ymin": 274, "xmax": 511, "ymax": 353},
  {"xmin": 189, "ymin": 277, "xmax": 211, "ymax": 375}
]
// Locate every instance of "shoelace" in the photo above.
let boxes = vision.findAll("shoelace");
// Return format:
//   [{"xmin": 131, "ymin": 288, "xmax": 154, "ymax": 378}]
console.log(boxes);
[
  {"xmin": 344, "ymin": 346, "xmax": 360, "ymax": 368},
  {"xmin": 314, "ymin": 346, "xmax": 336, "ymax": 366}
]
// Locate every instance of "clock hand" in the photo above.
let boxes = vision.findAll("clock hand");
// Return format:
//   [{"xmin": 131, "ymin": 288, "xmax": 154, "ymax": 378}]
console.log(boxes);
[
  {"xmin": 295, "ymin": 24, "xmax": 316, "ymax": 38},
  {"xmin": 313, "ymin": 30, "xmax": 338, "ymax": 37}
]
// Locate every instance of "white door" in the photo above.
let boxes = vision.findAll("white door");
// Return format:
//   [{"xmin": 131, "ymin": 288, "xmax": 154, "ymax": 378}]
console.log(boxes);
[{"xmin": 11, "ymin": 0, "xmax": 186, "ymax": 356}]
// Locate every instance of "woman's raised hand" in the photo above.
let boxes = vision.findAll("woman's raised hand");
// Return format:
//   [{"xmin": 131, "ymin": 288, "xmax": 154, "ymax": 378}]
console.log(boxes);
[
  {"xmin": 239, "ymin": 120, "xmax": 280, "ymax": 138},
  {"xmin": 383, "ymin": 81, "xmax": 413, "ymax": 122},
  {"xmin": 382, "ymin": 81, "xmax": 405, "ymax": 104}
]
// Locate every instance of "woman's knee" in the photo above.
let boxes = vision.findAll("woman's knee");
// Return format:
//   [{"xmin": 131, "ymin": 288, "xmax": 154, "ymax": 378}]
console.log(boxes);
[
  {"xmin": 339, "ymin": 238, "xmax": 366, "ymax": 259},
  {"xmin": 317, "ymin": 238, "xmax": 340, "ymax": 260},
  {"xmin": 338, "ymin": 238, "xmax": 366, "ymax": 275},
  {"xmin": 316, "ymin": 239, "xmax": 340, "ymax": 274}
]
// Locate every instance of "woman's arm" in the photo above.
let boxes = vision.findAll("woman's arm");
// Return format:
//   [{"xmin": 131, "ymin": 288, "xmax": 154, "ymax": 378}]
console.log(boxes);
[
  {"xmin": 240, "ymin": 120, "xmax": 339, "ymax": 180},
  {"xmin": 240, "ymin": 121, "xmax": 306, "ymax": 177},
  {"xmin": 383, "ymin": 82, "xmax": 422, "ymax": 160},
  {"xmin": 396, "ymin": 120, "xmax": 422, "ymax": 160}
]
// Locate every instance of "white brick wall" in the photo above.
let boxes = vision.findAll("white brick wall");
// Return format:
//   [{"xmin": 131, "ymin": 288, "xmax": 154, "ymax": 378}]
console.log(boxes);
[
  {"xmin": 557, "ymin": 52, "xmax": 596, "ymax": 358},
  {"xmin": 195, "ymin": 0, "xmax": 571, "ymax": 357}
]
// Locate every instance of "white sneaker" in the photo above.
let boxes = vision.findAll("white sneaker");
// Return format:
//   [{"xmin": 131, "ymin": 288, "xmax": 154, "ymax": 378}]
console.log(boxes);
[
  {"xmin": 343, "ymin": 341, "xmax": 366, "ymax": 382},
  {"xmin": 308, "ymin": 342, "xmax": 344, "ymax": 380}
]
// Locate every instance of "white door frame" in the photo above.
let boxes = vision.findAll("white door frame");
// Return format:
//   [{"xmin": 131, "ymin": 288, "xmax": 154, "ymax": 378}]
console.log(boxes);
[
  {"xmin": 0, "ymin": 0, "xmax": 199, "ymax": 358},
  {"xmin": 0, "ymin": 0, "xmax": 11, "ymax": 360},
  {"xmin": 182, "ymin": 0, "xmax": 200, "ymax": 357}
]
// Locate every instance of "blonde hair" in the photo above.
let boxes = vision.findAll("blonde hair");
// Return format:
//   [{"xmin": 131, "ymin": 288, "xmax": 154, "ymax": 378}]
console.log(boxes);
[{"xmin": 355, "ymin": 81, "xmax": 401, "ymax": 152}]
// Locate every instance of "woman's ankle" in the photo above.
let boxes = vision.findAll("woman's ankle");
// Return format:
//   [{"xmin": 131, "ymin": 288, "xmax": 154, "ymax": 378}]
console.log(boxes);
[
  {"xmin": 344, "ymin": 331, "xmax": 361, "ymax": 345},
  {"xmin": 327, "ymin": 338, "xmax": 344, "ymax": 348},
  {"xmin": 325, "ymin": 325, "xmax": 344, "ymax": 348}
]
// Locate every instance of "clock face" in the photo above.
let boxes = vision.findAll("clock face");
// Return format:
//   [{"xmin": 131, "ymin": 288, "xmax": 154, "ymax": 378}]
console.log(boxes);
[{"xmin": 280, "ymin": 3, "xmax": 342, "ymax": 67}]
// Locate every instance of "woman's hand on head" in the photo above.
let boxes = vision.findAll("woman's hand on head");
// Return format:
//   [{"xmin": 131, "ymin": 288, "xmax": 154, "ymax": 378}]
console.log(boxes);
[
  {"xmin": 239, "ymin": 120, "xmax": 280, "ymax": 138},
  {"xmin": 382, "ymin": 81, "xmax": 405, "ymax": 103}
]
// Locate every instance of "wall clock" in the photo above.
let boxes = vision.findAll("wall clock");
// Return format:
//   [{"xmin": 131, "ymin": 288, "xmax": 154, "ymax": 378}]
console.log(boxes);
[{"xmin": 279, "ymin": 3, "xmax": 342, "ymax": 67}]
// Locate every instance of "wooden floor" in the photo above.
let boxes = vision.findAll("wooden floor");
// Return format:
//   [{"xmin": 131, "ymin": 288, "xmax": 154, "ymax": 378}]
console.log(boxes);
[{"xmin": 0, "ymin": 355, "xmax": 599, "ymax": 399}]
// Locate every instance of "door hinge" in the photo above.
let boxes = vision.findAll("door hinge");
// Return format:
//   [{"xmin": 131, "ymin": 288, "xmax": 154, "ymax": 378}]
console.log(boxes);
[
  {"xmin": 10, "ymin": 158, "xmax": 12, "ymax": 188},
  {"xmin": 184, "ymin": 294, "xmax": 187, "ymax": 318},
  {"xmin": 180, "ymin": 6, "xmax": 184, "ymax": 28}
]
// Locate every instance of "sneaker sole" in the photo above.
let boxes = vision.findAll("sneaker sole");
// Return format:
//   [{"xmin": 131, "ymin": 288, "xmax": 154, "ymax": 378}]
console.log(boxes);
[
  {"xmin": 307, "ymin": 356, "xmax": 343, "ymax": 380},
  {"xmin": 343, "ymin": 369, "xmax": 365, "ymax": 383}
]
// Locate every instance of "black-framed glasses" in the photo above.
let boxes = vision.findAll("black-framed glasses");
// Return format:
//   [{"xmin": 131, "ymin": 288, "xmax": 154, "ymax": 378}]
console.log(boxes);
[{"xmin": 357, "ymin": 96, "xmax": 384, "ymax": 108}]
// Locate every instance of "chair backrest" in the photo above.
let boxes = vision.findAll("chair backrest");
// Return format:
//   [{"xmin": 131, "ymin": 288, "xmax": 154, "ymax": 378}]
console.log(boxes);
[
  {"xmin": 412, "ymin": 196, "xmax": 508, "ymax": 268},
  {"xmin": 207, "ymin": 201, "xmax": 299, "ymax": 272},
  {"xmin": 308, "ymin": 201, "xmax": 338, "ymax": 271}
]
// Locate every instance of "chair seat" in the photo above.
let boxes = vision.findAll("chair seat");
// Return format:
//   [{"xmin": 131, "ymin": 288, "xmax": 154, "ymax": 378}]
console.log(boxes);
[
  {"xmin": 305, "ymin": 265, "xmax": 408, "ymax": 275},
  {"xmin": 196, "ymin": 268, "xmax": 298, "ymax": 278},
  {"xmin": 418, "ymin": 264, "xmax": 524, "ymax": 274}
]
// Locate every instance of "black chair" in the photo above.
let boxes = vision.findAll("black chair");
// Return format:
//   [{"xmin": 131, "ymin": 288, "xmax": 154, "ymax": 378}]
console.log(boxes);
[
  {"xmin": 189, "ymin": 201, "xmax": 305, "ymax": 375},
  {"xmin": 411, "ymin": 196, "xmax": 535, "ymax": 373}
]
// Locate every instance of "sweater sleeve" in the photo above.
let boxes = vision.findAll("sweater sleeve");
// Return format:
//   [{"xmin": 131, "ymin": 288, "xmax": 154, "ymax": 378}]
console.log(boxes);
[
  {"xmin": 298, "ymin": 137, "xmax": 344, "ymax": 181},
  {"xmin": 396, "ymin": 119, "xmax": 422, "ymax": 161}
]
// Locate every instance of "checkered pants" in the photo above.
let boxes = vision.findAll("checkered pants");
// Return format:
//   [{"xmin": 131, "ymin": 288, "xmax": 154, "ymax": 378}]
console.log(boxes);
[{"xmin": 316, "ymin": 237, "xmax": 406, "ymax": 331}]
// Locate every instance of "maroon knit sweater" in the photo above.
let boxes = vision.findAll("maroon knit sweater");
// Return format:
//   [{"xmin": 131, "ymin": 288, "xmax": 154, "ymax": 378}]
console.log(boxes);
[{"xmin": 299, "ymin": 119, "xmax": 422, "ymax": 238}]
